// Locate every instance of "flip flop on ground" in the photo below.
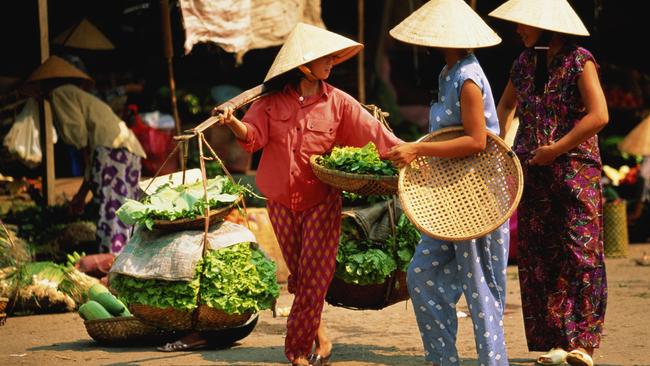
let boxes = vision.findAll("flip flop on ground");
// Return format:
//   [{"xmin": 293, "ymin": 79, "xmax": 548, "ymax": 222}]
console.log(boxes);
[
  {"xmin": 566, "ymin": 349, "xmax": 594, "ymax": 366},
  {"xmin": 537, "ymin": 348, "xmax": 568, "ymax": 365}
]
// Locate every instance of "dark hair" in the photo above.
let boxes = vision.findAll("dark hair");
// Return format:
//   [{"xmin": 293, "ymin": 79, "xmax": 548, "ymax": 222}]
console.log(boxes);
[
  {"xmin": 533, "ymin": 31, "xmax": 554, "ymax": 95},
  {"xmin": 264, "ymin": 68, "xmax": 304, "ymax": 91}
]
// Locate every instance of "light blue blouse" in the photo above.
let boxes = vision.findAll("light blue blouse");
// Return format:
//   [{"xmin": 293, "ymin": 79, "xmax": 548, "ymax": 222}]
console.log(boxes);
[{"xmin": 429, "ymin": 53, "xmax": 499, "ymax": 135}]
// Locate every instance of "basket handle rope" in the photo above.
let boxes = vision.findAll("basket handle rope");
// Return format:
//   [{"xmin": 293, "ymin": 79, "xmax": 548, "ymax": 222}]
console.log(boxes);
[{"xmin": 361, "ymin": 103, "xmax": 393, "ymax": 133}]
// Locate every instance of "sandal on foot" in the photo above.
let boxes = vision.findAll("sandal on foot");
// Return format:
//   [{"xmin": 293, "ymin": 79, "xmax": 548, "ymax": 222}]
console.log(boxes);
[
  {"xmin": 566, "ymin": 350, "xmax": 594, "ymax": 366},
  {"xmin": 536, "ymin": 348, "xmax": 568, "ymax": 365},
  {"xmin": 308, "ymin": 353, "xmax": 331, "ymax": 366},
  {"xmin": 157, "ymin": 340, "xmax": 210, "ymax": 352}
]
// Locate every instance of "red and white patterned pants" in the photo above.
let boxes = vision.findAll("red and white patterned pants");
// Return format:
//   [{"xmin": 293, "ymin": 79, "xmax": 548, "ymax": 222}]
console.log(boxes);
[{"xmin": 266, "ymin": 191, "xmax": 341, "ymax": 362}]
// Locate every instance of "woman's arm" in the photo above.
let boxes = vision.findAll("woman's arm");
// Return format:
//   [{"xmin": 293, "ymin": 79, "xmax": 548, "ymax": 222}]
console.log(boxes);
[
  {"xmin": 496, "ymin": 79, "xmax": 518, "ymax": 139},
  {"xmin": 386, "ymin": 80, "xmax": 487, "ymax": 168},
  {"xmin": 529, "ymin": 60, "xmax": 609, "ymax": 165},
  {"xmin": 216, "ymin": 106, "xmax": 248, "ymax": 140}
]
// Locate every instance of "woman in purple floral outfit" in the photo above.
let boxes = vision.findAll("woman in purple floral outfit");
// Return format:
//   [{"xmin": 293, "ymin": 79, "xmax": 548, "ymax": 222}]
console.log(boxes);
[{"xmin": 490, "ymin": 1, "xmax": 609, "ymax": 365}]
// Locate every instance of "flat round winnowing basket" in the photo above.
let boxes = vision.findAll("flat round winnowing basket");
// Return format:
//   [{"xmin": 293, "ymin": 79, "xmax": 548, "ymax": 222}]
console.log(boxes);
[
  {"xmin": 84, "ymin": 316, "xmax": 177, "ymax": 346},
  {"xmin": 152, "ymin": 196, "xmax": 242, "ymax": 231},
  {"xmin": 130, "ymin": 303, "xmax": 253, "ymax": 331},
  {"xmin": 309, "ymin": 155, "xmax": 398, "ymax": 196},
  {"xmin": 399, "ymin": 127, "xmax": 523, "ymax": 241}
]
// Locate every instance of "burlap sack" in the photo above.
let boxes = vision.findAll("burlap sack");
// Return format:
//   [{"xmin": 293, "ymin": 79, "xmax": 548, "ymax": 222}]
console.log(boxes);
[{"xmin": 110, "ymin": 221, "xmax": 256, "ymax": 281}]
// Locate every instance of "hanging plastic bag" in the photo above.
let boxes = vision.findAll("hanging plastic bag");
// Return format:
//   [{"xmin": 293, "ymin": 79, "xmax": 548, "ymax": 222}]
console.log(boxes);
[{"xmin": 3, "ymin": 98, "xmax": 57, "ymax": 168}]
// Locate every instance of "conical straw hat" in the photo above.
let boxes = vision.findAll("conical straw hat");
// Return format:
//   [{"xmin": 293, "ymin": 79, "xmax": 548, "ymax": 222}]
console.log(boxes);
[
  {"xmin": 54, "ymin": 19, "xmax": 115, "ymax": 50},
  {"xmin": 389, "ymin": 0, "xmax": 501, "ymax": 49},
  {"xmin": 264, "ymin": 23, "xmax": 363, "ymax": 83},
  {"xmin": 619, "ymin": 115, "xmax": 650, "ymax": 156},
  {"xmin": 25, "ymin": 55, "xmax": 93, "ymax": 83},
  {"xmin": 489, "ymin": 0, "xmax": 589, "ymax": 36}
]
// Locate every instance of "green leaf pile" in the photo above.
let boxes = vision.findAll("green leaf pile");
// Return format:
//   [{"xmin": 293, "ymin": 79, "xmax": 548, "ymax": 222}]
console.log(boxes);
[
  {"xmin": 319, "ymin": 142, "xmax": 397, "ymax": 176},
  {"xmin": 111, "ymin": 243, "xmax": 280, "ymax": 314},
  {"xmin": 336, "ymin": 214, "xmax": 419, "ymax": 285},
  {"xmin": 116, "ymin": 176, "xmax": 242, "ymax": 230}
]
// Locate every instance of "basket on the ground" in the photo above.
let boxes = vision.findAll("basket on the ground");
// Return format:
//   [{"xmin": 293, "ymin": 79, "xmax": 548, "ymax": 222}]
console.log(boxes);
[
  {"xmin": 604, "ymin": 200, "xmax": 629, "ymax": 258},
  {"xmin": 0, "ymin": 297, "xmax": 7, "ymax": 313},
  {"xmin": 326, "ymin": 270, "xmax": 409, "ymax": 310},
  {"xmin": 309, "ymin": 155, "xmax": 397, "ymax": 196},
  {"xmin": 399, "ymin": 127, "xmax": 523, "ymax": 241},
  {"xmin": 84, "ymin": 316, "xmax": 177, "ymax": 346},
  {"xmin": 130, "ymin": 303, "xmax": 253, "ymax": 331},
  {"xmin": 152, "ymin": 197, "xmax": 241, "ymax": 231}
]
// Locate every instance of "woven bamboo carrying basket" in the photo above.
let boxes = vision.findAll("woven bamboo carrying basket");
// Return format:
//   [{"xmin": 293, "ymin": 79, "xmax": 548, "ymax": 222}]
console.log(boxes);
[
  {"xmin": 326, "ymin": 270, "xmax": 409, "ymax": 310},
  {"xmin": 603, "ymin": 200, "xmax": 629, "ymax": 258},
  {"xmin": 309, "ymin": 155, "xmax": 398, "ymax": 196},
  {"xmin": 399, "ymin": 127, "xmax": 523, "ymax": 241},
  {"xmin": 130, "ymin": 303, "xmax": 254, "ymax": 331},
  {"xmin": 84, "ymin": 316, "xmax": 177, "ymax": 346},
  {"xmin": 152, "ymin": 197, "xmax": 241, "ymax": 231}
]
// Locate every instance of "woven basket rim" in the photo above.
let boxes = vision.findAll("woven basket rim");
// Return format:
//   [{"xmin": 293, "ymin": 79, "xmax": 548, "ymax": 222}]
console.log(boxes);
[
  {"xmin": 152, "ymin": 195, "xmax": 242, "ymax": 228},
  {"xmin": 309, "ymin": 155, "xmax": 398, "ymax": 182},
  {"xmin": 83, "ymin": 316, "xmax": 144, "ymax": 325},
  {"xmin": 398, "ymin": 126, "xmax": 523, "ymax": 241}
]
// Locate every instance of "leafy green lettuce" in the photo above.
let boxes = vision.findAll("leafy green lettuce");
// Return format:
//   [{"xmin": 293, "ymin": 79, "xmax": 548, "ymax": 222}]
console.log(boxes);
[
  {"xmin": 335, "ymin": 214, "xmax": 419, "ymax": 285},
  {"xmin": 116, "ymin": 176, "xmax": 242, "ymax": 230},
  {"xmin": 111, "ymin": 243, "xmax": 279, "ymax": 314},
  {"xmin": 319, "ymin": 142, "xmax": 397, "ymax": 176}
]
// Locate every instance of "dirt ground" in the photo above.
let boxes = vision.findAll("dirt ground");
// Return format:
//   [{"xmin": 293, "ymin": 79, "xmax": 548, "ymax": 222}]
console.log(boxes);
[{"xmin": 1, "ymin": 242, "xmax": 649, "ymax": 366}]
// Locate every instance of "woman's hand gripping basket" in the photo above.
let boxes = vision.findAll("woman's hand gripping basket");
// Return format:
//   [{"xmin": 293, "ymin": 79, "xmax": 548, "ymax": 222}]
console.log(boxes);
[{"xmin": 398, "ymin": 127, "xmax": 523, "ymax": 241}]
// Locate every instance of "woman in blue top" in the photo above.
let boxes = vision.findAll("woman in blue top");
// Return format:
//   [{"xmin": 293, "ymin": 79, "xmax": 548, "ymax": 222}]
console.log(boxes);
[{"xmin": 387, "ymin": 1, "xmax": 509, "ymax": 365}]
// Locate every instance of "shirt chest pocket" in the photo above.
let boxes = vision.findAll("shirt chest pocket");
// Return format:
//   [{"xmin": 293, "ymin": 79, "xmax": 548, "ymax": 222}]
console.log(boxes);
[
  {"xmin": 303, "ymin": 118, "xmax": 337, "ymax": 155},
  {"xmin": 266, "ymin": 107, "xmax": 291, "ymax": 143}
]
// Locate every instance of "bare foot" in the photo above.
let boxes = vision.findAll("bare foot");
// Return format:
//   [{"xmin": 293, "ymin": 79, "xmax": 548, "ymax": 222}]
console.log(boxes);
[{"xmin": 314, "ymin": 320, "xmax": 332, "ymax": 358}]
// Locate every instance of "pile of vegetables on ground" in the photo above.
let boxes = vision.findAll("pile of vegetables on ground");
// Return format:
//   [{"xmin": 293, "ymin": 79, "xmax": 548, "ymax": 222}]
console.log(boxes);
[
  {"xmin": 0, "ymin": 259, "xmax": 99, "ymax": 314},
  {"xmin": 110, "ymin": 242, "xmax": 279, "ymax": 315},
  {"xmin": 78, "ymin": 283, "xmax": 131, "ymax": 320},
  {"xmin": 318, "ymin": 142, "xmax": 397, "ymax": 176},
  {"xmin": 116, "ymin": 176, "xmax": 245, "ymax": 230},
  {"xmin": 335, "ymin": 213, "xmax": 419, "ymax": 286}
]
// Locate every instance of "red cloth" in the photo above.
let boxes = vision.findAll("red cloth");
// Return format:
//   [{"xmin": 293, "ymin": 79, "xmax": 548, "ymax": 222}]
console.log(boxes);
[{"xmin": 238, "ymin": 81, "xmax": 402, "ymax": 211}]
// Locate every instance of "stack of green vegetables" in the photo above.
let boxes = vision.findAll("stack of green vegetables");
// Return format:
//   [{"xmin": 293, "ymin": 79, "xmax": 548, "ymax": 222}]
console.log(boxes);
[
  {"xmin": 78, "ymin": 283, "xmax": 131, "ymax": 320},
  {"xmin": 0, "ymin": 259, "xmax": 99, "ymax": 314},
  {"xmin": 116, "ymin": 176, "xmax": 244, "ymax": 230},
  {"xmin": 318, "ymin": 142, "xmax": 397, "ymax": 176},
  {"xmin": 335, "ymin": 214, "xmax": 419, "ymax": 286},
  {"xmin": 111, "ymin": 243, "xmax": 279, "ymax": 315}
]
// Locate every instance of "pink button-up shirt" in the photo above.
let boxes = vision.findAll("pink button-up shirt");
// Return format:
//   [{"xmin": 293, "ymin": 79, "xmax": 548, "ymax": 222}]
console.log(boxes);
[{"xmin": 238, "ymin": 82, "xmax": 403, "ymax": 211}]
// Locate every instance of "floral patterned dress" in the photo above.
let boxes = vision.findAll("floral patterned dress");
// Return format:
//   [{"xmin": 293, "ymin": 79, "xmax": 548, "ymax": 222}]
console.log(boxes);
[{"xmin": 510, "ymin": 44, "xmax": 607, "ymax": 351}]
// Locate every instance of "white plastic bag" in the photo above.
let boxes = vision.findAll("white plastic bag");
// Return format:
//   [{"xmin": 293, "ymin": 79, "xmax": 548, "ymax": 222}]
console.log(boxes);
[{"xmin": 3, "ymin": 98, "xmax": 57, "ymax": 167}]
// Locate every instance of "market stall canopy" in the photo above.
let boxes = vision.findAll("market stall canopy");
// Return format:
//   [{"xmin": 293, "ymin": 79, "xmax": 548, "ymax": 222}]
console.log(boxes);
[
  {"xmin": 53, "ymin": 18, "xmax": 116, "ymax": 50},
  {"xmin": 179, "ymin": 0, "xmax": 324, "ymax": 63},
  {"xmin": 619, "ymin": 114, "xmax": 650, "ymax": 156}
]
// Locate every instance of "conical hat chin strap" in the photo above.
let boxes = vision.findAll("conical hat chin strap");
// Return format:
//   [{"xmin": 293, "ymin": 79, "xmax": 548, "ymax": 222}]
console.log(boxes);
[{"xmin": 298, "ymin": 65, "xmax": 318, "ymax": 82}]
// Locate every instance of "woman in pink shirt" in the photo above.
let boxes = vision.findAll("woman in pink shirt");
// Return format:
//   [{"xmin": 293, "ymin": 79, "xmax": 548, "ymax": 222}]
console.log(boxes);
[{"xmin": 216, "ymin": 23, "xmax": 402, "ymax": 366}]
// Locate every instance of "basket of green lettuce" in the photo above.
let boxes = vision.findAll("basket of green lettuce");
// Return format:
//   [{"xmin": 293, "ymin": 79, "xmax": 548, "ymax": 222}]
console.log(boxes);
[
  {"xmin": 310, "ymin": 142, "xmax": 398, "ymax": 196},
  {"xmin": 116, "ymin": 175, "xmax": 244, "ymax": 231},
  {"xmin": 109, "ymin": 223, "xmax": 280, "ymax": 331},
  {"xmin": 326, "ymin": 199, "xmax": 419, "ymax": 310}
]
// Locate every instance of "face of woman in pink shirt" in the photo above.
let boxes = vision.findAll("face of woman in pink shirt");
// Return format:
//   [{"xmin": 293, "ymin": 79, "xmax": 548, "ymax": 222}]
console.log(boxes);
[{"xmin": 305, "ymin": 55, "xmax": 336, "ymax": 80}]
